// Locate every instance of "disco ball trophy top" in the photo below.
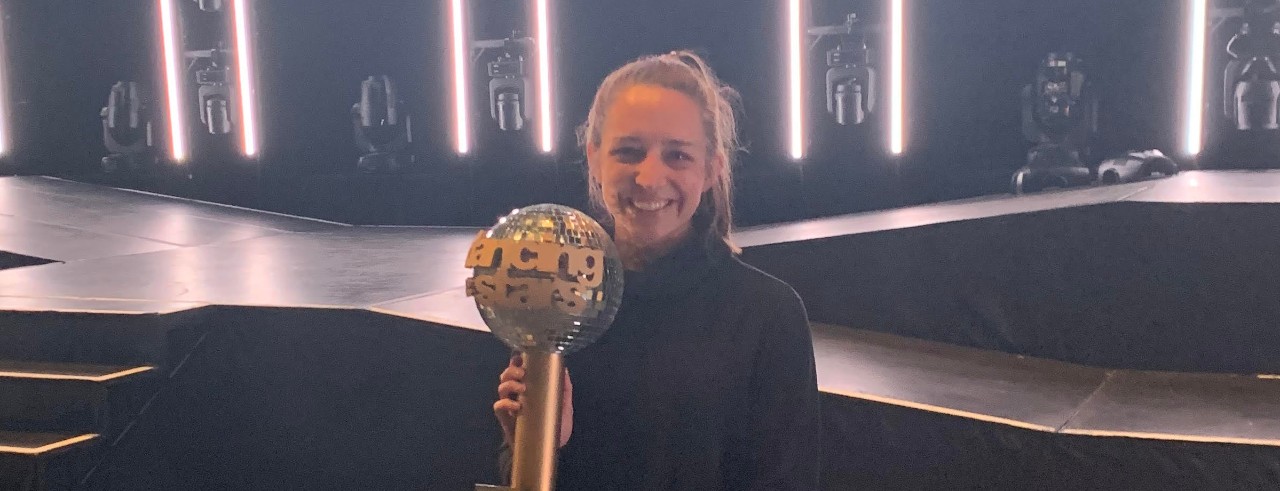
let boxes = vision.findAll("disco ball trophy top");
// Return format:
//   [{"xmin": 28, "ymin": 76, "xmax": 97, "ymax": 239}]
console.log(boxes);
[{"xmin": 469, "ymin": 204, "xmax": 623, "ymax": 491}]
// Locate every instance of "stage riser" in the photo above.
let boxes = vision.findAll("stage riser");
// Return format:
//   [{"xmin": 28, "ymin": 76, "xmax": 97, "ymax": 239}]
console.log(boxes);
[
  {"xmin": 0, "ymin": 310, "xmax": 202, "ymax": 489},
  {"xmin": 745, "ymin": 202, "xmax": 1280, "ymax": 373},
  {"xmin": 820, "ymin": 395, "xmax": 1280, "ymax": 490},
  {"xmin": 0, "ymin": 377, "xmax": 156, "ymax": 436},
  {"xmin": 0, "ymin": 442, "xmax": 101, "ymax": 491},
  {"xmin": 0, "ymin": 312, "xmax": 203, "ymax": 371},
  {"xmin": 8, "ymin": 306, "xmax": 1274, "ymax": 489},
  {"xmin": 99, "ymin": 307, "xmax": 513, "ymax": 490}
]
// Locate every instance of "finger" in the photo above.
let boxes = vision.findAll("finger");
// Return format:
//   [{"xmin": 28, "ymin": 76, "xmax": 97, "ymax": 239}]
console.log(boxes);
[
  {"xmin": 498, "ymin": 380, "xmax": 526, "ymax": 399},
  {"xmin": 500, "ymin": 366, "xmax": 526, "ymax": 383},
  {"xmin": 511, "ymin": 351, "xmax": 524, "ymax": 368},
  {"xmin": 494, "ymin": 399, "xmax": 521, "ymax": 417}
]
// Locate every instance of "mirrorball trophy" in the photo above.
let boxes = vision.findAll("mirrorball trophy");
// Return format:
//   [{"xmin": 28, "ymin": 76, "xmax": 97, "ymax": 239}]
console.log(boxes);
[{"xmin": 469, "ymin": 204, "xmax": 623, "ymax": 491}]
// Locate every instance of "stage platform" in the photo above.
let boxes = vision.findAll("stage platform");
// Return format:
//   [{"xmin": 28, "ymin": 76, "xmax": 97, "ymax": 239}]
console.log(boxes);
[{"xmin": 2, "ymin": 173, "xmax": 1279, "ymax": 489}]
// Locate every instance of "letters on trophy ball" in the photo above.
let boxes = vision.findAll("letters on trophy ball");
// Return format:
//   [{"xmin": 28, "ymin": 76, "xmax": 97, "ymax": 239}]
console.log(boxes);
[{"xmin": 465, "ymin": 233, "xmax": 605, "ymax": 314}]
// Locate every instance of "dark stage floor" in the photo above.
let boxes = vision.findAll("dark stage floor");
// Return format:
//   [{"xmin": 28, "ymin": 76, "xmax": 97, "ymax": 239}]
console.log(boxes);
[{"xmin": 3, "ymin": 172, "xmax": 1280, "ymax": 489}]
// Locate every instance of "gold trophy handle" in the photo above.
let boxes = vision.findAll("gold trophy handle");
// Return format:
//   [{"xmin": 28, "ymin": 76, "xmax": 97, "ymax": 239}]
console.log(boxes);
[
  {"xmin": 509, "ymin": 351, "xmax": 564, "ymax": 491},
  {"xmin": 475, "ymin": 351, "xmax": 563, "ymax": 491}
]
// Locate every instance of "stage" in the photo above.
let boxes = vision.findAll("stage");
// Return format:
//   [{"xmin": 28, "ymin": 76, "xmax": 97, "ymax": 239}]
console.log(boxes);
[{"xmin": 2, "ymin": 173, "xmax": 1280, "ymax": 489}]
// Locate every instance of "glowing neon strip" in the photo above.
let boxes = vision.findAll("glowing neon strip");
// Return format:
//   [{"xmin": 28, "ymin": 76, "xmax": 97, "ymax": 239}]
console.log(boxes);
[
  {"xmin": 535, "ymin": 0, "xmax": 554, "ymax": 153},
  {"xmin": 1185, "ymin": 0, "xmax": 1207, "ymax": 156},
  {"xmin": 0, "ymin": 3, "xmax": 9, "ymax": 156},
  {"xmin": 788, "ymin": 0, "xmax": 804, "ymax": 160},
  {"xmin": 451, "ymin": 0, "xmax": 470, "ymax": 154},
  {"xmin": 232, "ymin": 0, "xmax": 258, "ymax": 157},
  {"xmin": 159, "ymin": 0, "xmax": 188, "ymax": 162},
  {"xmin": 889, "ymin": 0, "xmax": 905, "ymax": 155}
]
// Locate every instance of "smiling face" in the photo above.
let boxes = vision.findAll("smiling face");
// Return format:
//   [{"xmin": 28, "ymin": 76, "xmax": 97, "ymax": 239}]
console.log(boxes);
[{"xmin": 587, "ymin": 84, "xmax": 722, "ymax": 253}]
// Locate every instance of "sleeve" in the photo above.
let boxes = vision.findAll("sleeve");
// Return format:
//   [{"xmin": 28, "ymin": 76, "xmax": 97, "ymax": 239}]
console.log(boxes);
[
  {"xmin": 738, "ymin": 289, "xmax": 822, "ymax": 490},
  {"xmin": 498, "ymin": 441, "xmax": 512, "ymax": 484}
]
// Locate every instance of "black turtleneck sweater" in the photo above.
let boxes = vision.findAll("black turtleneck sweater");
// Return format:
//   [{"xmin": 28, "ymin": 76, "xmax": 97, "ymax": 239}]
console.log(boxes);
[{"xmin": 501, "ymin": 234, "xmax": 821, "ymax": 490}]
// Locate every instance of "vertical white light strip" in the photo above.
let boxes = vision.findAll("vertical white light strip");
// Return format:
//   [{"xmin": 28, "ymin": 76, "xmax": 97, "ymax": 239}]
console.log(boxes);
[
  {"xmin": 0, "ymin": 2, "xmax": 10, "ymax": 157},
  {"xmin": 889, "ymin": 0, "xmax": 905, "ymax": 155},
  {"xmin": 232, "ymin": 0, "xmax": 258, "ymax": 157},
  {"xmin": 159, "ymin": 0, "xmax": 188, "ymax": 162},
  {"xmin": 450, "ymin": 0, "xmax": 470, "ymax": 155},
  {"xmin": 534, "ymin": 0, "xmax": 554, "ymax": 153},
  {"xmin": 788, "ymin": 0, "xmax": 804, "ymax": 160},
  {"xmin": 1185, "ymin": 0, "xmax": 1208, "ymax": 156}
]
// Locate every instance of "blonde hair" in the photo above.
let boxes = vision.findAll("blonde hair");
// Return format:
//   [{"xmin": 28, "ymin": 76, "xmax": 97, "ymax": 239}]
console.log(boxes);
[{"xmin": 578, "ymin": 50, "xmax": 742, "ymax": 254}]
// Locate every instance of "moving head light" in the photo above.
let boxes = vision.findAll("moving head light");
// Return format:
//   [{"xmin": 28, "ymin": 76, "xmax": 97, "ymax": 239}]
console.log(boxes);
[
  {"xmin": 808, "ymin": 13, "xmax": 880, "ymax": 126},
  {"xmin": 1222, "ymin": 0, "xmax": 1280, "ymax": 130},
  {"xmin": 352, "ymin": 75, "xmax": 414, "ymax": 173},
  {"xmin": 475, "ymin": 35, "xmax": 535, "ymax": 132},
  {"xmin": 100, "ymin": 81, "xmax": 156, "ymax": 173},
  {"xmin": 185, "ymin": 46, "xmax": 235, "ymax": 135}
]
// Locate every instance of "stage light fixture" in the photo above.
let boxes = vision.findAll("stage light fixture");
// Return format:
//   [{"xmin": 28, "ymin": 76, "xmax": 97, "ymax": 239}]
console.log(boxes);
[
  {"xmin": 352, "ymin": 75, "xmax": 414, "ymax": 173},
  {"xmin": 534, "ymin": 0, "xmax": 554, "ymax": 153},
  {"xmin": 231, "ymin": 0, "xmax": 259, "ymax": 157},
  {"xmin": 889, "ymin": 0, "xmax": 905, "ymax": 155},
  {"xmin": 1186, "ymin": 0, "xmax": 1208, "ymax": 155},
  {"xmin": 1219, "ymin": 0, "xmax": 1280, "ymax": 135},
  {"xmin": 186, "ymin": 45, "xmax": 234, "ymax": 136},
  {"xmin": 476, "ymin": 36, "xmax": 534, "ymax": 134},
  {"xmin": 450, "ymin": 0, "xmax": 471, "ymax": 155},
  {"xmin": 159, "ymin": 0, "xmax": 189, "ymax": 161},
  {"xmin": 100, "ymin": 81, "xmax": 157, "ymax": 173},
  {"xmin": 1011, "ymin": 52, "xmax": 1098, "ymax": 194},
  {"xmin": 788, "ymin": 0, "xmax": 805, "ymax": 160},
  {"xmin": 193, "ymin": 0, "xmax": 223, "ymax": 12},
  {"xmin": 808, "ymin": 13, "xmax": 879, "ymax": 128}
]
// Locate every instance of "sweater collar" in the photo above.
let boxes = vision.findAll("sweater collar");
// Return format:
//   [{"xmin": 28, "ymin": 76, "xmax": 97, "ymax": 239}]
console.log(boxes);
[{"xmin": 618, "ymin": 228, "xmax": 730, "ymax": 301}]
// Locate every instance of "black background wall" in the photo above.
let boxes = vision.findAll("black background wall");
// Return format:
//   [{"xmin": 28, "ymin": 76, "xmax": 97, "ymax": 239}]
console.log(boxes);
[{"xmin": 0, "ymin": 0, "xmax": 1261, "ymax": 227}]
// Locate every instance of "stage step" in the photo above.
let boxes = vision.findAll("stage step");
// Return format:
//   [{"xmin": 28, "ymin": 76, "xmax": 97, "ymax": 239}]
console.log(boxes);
[
  {"xmin": 0, "ymin": 431, "xmax": 99, "ymax": 491},
  {"xmin": 0, "ymin": 361, "xmax": 156, "ymax": 435},
  {"xmin": 0, "ymin": 310, "xmax": 204, "ymax": 371}
]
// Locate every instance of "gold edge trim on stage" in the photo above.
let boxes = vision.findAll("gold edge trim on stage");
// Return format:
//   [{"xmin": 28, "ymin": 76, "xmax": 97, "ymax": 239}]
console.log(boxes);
[
  {"xmin": 1060, "ymin": 428, "xmax": 1280, "ymax": 447},
  {"xmin": 0, "ymin": 295, "xmax": 207, "ymax": 314},
  {"xmin": 368, "ymin": 286, "xmax": 467, "ymax": 310},
  {"xmin": 0, "ymin": 295, "xmax": 370, "ymax": 313},
  {"xmin": 62, "ymin": 175, "xmax": 354, "ymax": 227},
  {"xmin": 0, "ymin": 434, "xmax": 98, "ymax": 455},
  {"xmin": 0, "ymin": 366, "xmax": 153, "ymax": 383},
  {"xmin": 366, "ymin": 307, "xmax": 489, "ymax": 332},
  {"xmin": 0, "ymin": 306, "xmax": 165, "ymax": 315},
  {"xmin": 1258, "ymin": 374, "xmax": 1280, "ymax": 380},
  {"xmin": 818, "ymin": 386, "xmax": 1058, "ymax": 433}
]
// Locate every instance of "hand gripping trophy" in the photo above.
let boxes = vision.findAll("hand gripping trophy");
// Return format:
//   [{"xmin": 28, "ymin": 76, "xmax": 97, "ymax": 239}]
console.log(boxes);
[{"xmin": 468, "ymin": 204, "xmax": 623, "ymax": 491}]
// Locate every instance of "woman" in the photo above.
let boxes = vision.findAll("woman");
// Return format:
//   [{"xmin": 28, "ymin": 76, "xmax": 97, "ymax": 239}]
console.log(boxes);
[{"xmin": 494, "ymin": 50, "xmax": 821, "ymax": 490}]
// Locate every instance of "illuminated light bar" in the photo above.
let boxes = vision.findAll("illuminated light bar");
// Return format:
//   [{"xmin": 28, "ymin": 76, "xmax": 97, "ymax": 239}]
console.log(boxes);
[
  {"xmin": 0, "ymin": 2, "xmax": 9, "ymax": 157},
  {"xmin": 534, "ymin": 0, "xmax": 554, "ymax": 153},
  {"xmin": 788, "ymin": 0, "xmax": 804, "ymax": 160},
  {"xmin": 1185, "ymin": 0, "xmax": 1208, "ymax": 156},
  {"xmin": 450, "ymin": 0, "xmax": 470, "ymax": 155},
  {"xmin": 231, "ymin": 0, "xmax": 259, "ymax": 157},
  {"xmin": 159, "ymin": 0, "xmax": 188, "ymax": 162},
  {"xmin": 889, "ymin": 0, "xmax": 905, "ymax": 155}
]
